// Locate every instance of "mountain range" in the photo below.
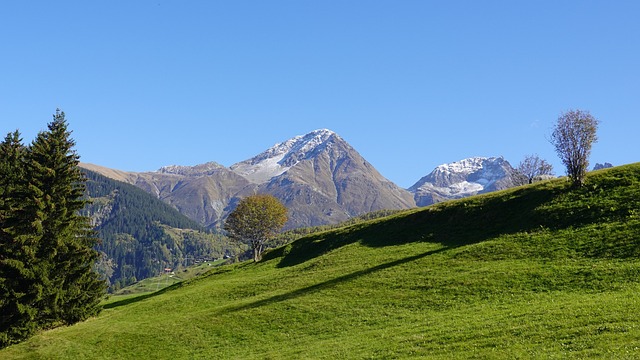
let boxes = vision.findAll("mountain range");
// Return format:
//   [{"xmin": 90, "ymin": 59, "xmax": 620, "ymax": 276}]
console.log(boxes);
[{"xmin": 81, "ymin": 129, "xmax": 519, "ymax": 229}]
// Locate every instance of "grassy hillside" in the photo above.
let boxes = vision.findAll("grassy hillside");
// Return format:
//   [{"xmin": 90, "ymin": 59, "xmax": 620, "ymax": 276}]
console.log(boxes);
[
  {"xmin": 3, "ymin": 164, "xmax": 640, "ymax": 359},
  {"xmin": 105, "ymin": 258, "xmax": 230, "ymax": 299}
]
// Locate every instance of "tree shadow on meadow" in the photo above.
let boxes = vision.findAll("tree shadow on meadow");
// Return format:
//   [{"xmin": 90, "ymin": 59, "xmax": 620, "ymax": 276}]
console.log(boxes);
[
  {"xmin": 222, "ymin": 246, "xmax": 449, "ymax": 314},
  {"xmin": 264, "ymin": 182, "xmax": 565, "ymax": 268},
  {"xmin": 102, "ymin": 281, "xmax": 185, "ymax": 310},
  {"xmin": 217, "ymin": 167, "xmax": 640, "ymax": 315}
]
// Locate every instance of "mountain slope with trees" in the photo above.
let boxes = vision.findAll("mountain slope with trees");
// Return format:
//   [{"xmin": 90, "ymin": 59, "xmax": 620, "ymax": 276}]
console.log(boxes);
[
  {"xmin": 3, "ymin": 163, "xmax": 639, "ymax": 358},
  {"xmin": 82, "ymin": 169, "xmax": 244, "ymax": 291},
  {"xmin": 83, "ymin": 129, "xmax": 417, "ymax": 230}
]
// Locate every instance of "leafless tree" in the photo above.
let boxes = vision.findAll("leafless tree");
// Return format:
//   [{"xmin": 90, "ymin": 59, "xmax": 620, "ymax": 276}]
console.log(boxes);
[
  {"xmin": 514, "ymin": 154, "xmax": 554, "ymax": 185},
  {"xmin": 550, "ymin": 109, "xmax": 599, "ymax": 187}
]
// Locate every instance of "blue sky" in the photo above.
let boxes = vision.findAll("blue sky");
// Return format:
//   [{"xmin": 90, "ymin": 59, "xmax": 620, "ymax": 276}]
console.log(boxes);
[{"xmin": 2, "ymin": 1, "xmax": 638, "ymax": 188}]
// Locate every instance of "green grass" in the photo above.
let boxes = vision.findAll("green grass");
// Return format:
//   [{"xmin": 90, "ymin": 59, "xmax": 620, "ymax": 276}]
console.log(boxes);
[
  {"xmin": 3, "ymin": 163, "xmax": 640, "ymax": 359},
  {"xmin": 108, "ymin": 259, "xmax": 228, "ymax": 296},
  {"xmin": 100, "ymin": 259, "xmax": 230, "ymax": 308}
]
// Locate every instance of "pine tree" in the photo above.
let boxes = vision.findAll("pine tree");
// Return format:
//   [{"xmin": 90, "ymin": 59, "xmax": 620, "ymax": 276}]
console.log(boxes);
[
  {"xmin": 24, "ymin": 110, "xmax": 105, "ymax": 328},
  {"xmin": 1, "ymin": 111, "xmax": 107, "ymax": 347},
  {"xmin": 0, "ymin": 130, "xmax": 42, "ymax": 347}
]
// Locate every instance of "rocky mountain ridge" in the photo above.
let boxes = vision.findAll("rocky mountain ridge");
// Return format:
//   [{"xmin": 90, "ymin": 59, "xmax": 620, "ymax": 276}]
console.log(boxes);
[
  {"xmin": 158, "ymin": 161, "xmax": 226, "ymax": 176},
  {"xmin": 82, "ymin": 130, "xmax": 519, "ymax": 229},
  {"xmin": 230, "ymin": 129, "xmax": 337, "ymax": 183}
]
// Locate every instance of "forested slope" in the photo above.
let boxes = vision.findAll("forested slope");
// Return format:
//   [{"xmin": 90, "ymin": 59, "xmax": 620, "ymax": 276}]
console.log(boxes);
[{"xmin": 82, "ymin": 170, "xmax": 244, "ymax": 290}]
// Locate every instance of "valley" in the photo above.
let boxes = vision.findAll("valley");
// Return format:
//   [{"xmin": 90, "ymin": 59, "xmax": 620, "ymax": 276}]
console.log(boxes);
[{"xmin": 3, "ymin": 163, "xmax": 639, "ymax": 359}]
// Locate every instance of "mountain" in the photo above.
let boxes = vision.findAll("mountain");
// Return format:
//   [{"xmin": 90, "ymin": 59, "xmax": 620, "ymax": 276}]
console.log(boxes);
[
  {"xmin": 82, "ymin": 129, "xmax": 415, "ymax": 229},
  {"xmin": 593, "ymin": 162, "xmax": 614, "ymax": 171},
  {"xmin": 409, "ymin": 156, "xmax": 516, "ymax": 206},
  {"xmin": 81, "ymin": 169, "xmax": 243, "ymax": 291},
  {"xmin": 81, "ymin": 162, "xmax": 253, "ymax": 229},
  {"xmin": 231, "ymin": 129, "xmax": 416, "ymax": 228}
]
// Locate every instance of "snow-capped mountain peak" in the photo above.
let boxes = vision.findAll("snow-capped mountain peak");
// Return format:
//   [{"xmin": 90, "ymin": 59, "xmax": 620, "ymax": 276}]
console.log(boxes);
[
  {"xmin": 432, "ymin": 157, "xmax": 489, "ymax": 176},
  {"xmin": 230, "ymin": 129, "xmax": 338, "ymax": 183},
  {"xmin": 409, "ymin": 156, "xmax": 516, "ymax": 206}
]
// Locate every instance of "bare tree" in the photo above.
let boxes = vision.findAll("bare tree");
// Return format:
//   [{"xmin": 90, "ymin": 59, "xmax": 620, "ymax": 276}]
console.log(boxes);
[
  {"xmin": 550, "ymin": 109, "xmax": 599, "ymax": 187},
  {"xmin": 514, "ymin": 154, "xmax": 554, "ymax": 185}
]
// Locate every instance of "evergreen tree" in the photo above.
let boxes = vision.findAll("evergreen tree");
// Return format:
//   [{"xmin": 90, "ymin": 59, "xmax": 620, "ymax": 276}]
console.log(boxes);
[
  {"xmin": 1, "ymin": 110, "xmax": 106, "ymax": 347},
  {"xmin": 24, "ymin": 110, "xmax": 105, "ymax": 327},
  {"xmin": 0, "ymin": 130, "xmax": 41, "ymax": 347}
]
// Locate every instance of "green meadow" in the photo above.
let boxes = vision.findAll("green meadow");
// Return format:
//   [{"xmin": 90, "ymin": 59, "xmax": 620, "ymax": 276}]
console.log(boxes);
[{"xmin": 3, "ymin": 164, "xmax": 640, "ymax": 359}]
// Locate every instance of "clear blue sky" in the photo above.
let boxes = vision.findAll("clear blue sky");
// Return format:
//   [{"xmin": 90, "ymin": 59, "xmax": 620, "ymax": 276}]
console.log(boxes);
[{"xmin": 2, "ymin": 1, "xmax": 638, "ymax": 188}]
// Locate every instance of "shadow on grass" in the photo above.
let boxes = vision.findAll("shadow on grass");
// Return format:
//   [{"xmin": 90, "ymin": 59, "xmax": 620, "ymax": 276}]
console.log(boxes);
[
  {"xmin": 224, "ymin": 246, "xmax": 449, "ymax": 314},
  {"xmin": 265, "ymin": 182, "xmax": 562, "ymax": 268},
  {"xmin": 102, "ymin": 282, "xmax": 184, "ymax": 310}
]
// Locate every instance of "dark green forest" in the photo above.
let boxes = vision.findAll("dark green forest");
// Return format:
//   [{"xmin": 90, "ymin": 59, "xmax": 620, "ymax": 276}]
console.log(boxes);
[{"xmin": 81, "ymin": 170, "xmax": 245, "ymax": 291}]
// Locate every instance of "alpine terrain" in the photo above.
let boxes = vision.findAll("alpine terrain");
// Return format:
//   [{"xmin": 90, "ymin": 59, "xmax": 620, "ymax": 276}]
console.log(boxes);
[
  {"xmin": 82, "ymin": 129, "xmax": 415, "ymax": 229},
  {"xmin": 409, "ymin": 156, "xmax": 517, "ymax": 206},
  {"xmin": 81, "ymin": 169, "xmax": 242, "ymax": 291},
  {"xmin": 231, "ymin": 129, "xmax": 415, "ymax": 227},
  {"xmin": 4, "ymin": 163, "xmax": 640, "ymax": 358}
]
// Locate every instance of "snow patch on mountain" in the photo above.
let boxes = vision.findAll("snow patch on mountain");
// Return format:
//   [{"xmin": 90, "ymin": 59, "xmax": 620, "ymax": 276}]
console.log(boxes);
[
  {"xmin": 231, "ymin": 129, "xmax": 337, "ymax": 183},
  {"xmin": 437, "ymin": 157, "xmax": 486, "ymax": 176},
  {"xmin": 231, "ymin": 153, "xmax": 290, "ymax": 184},
  {"xmin": 158, "ymin": 161, "xmax": 225, "ymax": 176},
  {"xmin": 410, "ymin": 157, "xmax": 515, "ymax": 206},
  {"xmin": 416, "ymin": 181, "xmax": 485, "ymax": 197}
]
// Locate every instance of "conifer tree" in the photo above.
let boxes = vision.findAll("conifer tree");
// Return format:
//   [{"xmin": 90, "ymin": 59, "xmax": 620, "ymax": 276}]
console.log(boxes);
[
  {"xmin": 24, "ymin": 110, "xmax": 105, "ymax": 327},
  {"xmin": 1, "ymin": 111, "xmax": 106, "ymax": 347},
  {"xmin": 0, "ymin": 130, "xmax": 41, "ymax": 347}
]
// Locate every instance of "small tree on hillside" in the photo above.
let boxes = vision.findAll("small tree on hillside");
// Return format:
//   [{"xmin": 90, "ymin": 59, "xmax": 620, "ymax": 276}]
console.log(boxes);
[
  {"xmin": 550, "ymin": 109, "xmax": 599, "ymax": 187},
  {"xmin": 224, "ymin": 194, "xmax": 288, "ymax": 262},
  {"xmin": 514, "ymin": 154, "xmax": 554, "ymax": 185}
]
